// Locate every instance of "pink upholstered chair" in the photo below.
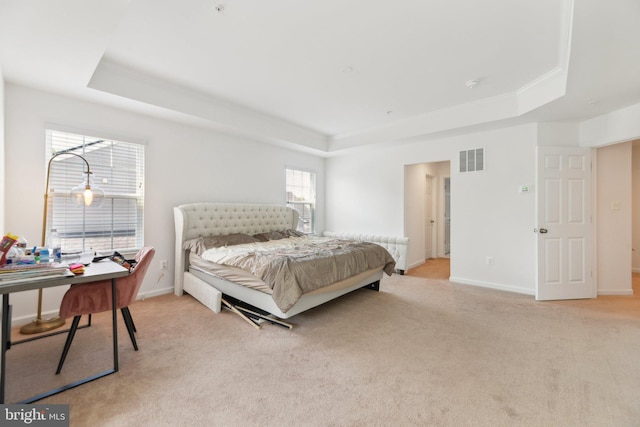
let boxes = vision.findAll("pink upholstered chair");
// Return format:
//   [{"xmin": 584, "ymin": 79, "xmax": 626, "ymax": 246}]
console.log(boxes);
[{"xmin": 55, "ymin": 246, "xmax": 155, "ymax": 374}]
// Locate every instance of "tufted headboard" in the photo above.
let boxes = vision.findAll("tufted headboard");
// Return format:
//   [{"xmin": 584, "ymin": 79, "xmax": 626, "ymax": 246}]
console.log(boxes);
[{"xmin": 174, "ymin": 203, "xmax": 299, "ymax": 295}]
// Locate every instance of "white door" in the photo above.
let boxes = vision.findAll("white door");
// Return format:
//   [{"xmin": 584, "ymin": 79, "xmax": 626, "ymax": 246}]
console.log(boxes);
[
  {"xmin": 424, "ymin": 175, "xmax": 434, "ymax": 259},
  {"xmin": 536, "ymin": 146, "xmax": 594, "ymax": 300}
]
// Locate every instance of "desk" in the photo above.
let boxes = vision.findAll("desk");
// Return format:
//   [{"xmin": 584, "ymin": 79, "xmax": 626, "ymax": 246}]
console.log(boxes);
[{"xmin": 0, "ymin": 260, "xmax": 129, "ymax": 403}]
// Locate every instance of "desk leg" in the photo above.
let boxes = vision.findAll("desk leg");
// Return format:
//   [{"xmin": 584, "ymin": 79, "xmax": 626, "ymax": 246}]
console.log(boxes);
[
  {"xmin": 1, "ymin": 294, "xmax": 10, "ymax": 404},
  {"xmin": 18, "ymin": 278, "xmax": 121, "ymax": 404},
  {"xmin": 112, "ymin": 278, "xmax": 118, "ymax": 372}
]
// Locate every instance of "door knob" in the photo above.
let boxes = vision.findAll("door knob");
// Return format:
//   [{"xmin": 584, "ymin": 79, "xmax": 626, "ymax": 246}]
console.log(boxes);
[{"xmin": 539, "ymin": 228, "xmax": 548, "ymax": 234}]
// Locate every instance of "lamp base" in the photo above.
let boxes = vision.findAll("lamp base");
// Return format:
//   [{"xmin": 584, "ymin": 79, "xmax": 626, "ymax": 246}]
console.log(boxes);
[{"xmin": 19, "ymin": 317, "xmax": 66, "ymax": 334}]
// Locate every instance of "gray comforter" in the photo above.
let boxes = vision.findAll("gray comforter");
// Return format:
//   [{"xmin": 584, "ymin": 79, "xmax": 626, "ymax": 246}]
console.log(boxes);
[{"xmin": 200, "ymin": 237, "xmax": 396, "ymax": 312}]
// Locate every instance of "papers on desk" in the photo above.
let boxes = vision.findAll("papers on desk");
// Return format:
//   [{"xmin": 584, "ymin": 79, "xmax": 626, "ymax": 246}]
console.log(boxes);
[{"xmin": 0, "ymin": 263, "xmax": 70, "ymax": 282}]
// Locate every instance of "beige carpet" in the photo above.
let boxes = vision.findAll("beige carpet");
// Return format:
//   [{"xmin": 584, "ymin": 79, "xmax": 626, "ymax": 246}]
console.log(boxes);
[{"xmin": 6, "ymin": 273, "xmax": 640, "ymax": 426}]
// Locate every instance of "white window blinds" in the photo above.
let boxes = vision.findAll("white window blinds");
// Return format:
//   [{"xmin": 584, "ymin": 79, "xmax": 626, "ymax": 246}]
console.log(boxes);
[
  {"xmin": 285, "ymin": 168, "xmax": 316, "ymax": 234},
  {"xmin": 45, "ymin": 130, "xmax": 145, "ymax": 253}
]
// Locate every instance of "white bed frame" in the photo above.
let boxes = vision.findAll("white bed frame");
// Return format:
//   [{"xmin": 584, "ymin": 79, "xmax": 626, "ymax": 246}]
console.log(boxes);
[{"xmin": 174, "ymin": 203, "xmax": 383, "ymax": 319}]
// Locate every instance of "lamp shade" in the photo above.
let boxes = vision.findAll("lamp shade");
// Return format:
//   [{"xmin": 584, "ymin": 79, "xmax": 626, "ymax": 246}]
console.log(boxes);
[{"xmin": 71, "ymin": 172, "xmax": 105, "ymax": 207}]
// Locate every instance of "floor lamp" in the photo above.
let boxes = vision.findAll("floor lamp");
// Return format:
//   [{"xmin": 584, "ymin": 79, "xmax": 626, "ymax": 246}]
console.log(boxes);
[{"xmin": 19, "ymin": 152, "xmax": 105, "ymax": 334}]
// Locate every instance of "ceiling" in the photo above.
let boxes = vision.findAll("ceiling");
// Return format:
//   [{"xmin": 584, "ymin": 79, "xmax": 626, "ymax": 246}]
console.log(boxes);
[{"xmin": 1, "ymin": 0, "xmax": 639, "ymax": 156}]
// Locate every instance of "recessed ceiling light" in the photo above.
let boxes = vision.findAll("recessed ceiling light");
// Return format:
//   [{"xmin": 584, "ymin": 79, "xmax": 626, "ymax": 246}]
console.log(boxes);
[{"xmin": 465, "ymin": 79, "xmax": 479, "ymax": 89}]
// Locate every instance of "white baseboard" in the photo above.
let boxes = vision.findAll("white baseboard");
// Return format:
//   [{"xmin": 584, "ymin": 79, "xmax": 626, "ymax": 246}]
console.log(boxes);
[
  {"xmin": 597, "ymin": 289, "xmax": 634, "ymax": 296},
  {"xmin": 10, "ymin": 287, "xmax": 175, "ymax": 328},
  {"xmin": 407, "ymin": 260, "xmax": 426, "ymax": 270},
  {"xmin": 450, "ymin": 277, "xmax": 634, "ymax": 298},
  {"xmin": 11, "ymin": 309, "xmax": 61, "ymax": 328},
  {"xmin": 138, "ymin": 286, "xmax": 174, "ymax": 300},
  {"xmin": 448, "ymin": 276, "xmax": 535, "ymax": 296}
]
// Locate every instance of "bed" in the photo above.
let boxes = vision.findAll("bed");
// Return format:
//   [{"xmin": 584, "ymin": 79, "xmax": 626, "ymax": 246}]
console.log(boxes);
[{"xmin": 174, "ymin": 203, "xmax": 396, "ymax": 321}]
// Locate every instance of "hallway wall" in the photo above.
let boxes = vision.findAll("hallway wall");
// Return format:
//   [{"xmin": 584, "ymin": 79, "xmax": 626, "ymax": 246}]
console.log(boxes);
[
  {"xmin": 632, "ymin": 141, "xmax": 640, "ymax": 272},
  {"xmin": 597, "ymin": 141, "xmax": 632, "ymax": 294}
]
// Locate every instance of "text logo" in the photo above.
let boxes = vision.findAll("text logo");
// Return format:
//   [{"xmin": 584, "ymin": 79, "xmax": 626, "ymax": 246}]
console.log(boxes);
[{"xmin": 1, "ymin": 405, "xmax": 69, "ymax": 426}]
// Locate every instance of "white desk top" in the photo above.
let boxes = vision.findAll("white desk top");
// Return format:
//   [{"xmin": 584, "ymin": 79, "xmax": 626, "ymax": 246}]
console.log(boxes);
[{"xmin": 0, "ymin": 260, "xmax": 130, "ymax": 294}]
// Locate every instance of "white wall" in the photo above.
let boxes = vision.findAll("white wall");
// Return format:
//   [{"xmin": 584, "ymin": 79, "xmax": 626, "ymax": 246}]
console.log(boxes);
[
  {"xmin": 326, "ymin": 124, "xmax": 538, "ymax": 295},
  {"xmin": 0, "ymin": 66, "xmax": 5, "ymax": 232},
  {"xmin": 580, "ymin": 102, "xmax": 640, "ymax": 148},
  {"xmin": 4, "ymin": 84, "xmax": 325, "ymax": 323},
  {"xmin": 404, "ymin": 162, "xmax": 428, "ymax": 268},
  {"xmin": 633, "ymin": 142, "xmax": 640, "ymax": 272},
  {"xmin": 595, "ymin": 142, "xmax": 633, "ymax": 295}
]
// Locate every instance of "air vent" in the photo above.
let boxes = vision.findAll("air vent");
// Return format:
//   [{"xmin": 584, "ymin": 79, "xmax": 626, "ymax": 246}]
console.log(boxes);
[{"xmin": 460, "ymin": 148, "xmax": 484, "ymax": 173}]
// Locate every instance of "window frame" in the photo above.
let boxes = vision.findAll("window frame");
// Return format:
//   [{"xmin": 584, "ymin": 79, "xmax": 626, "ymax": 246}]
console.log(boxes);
[
  {"xmin": 45, "ymin": 129, "xmax": 145, "ymax": 254},
  {"xmin": 285, "ymin": 167, "xmax": 316, "ymax": 234}
]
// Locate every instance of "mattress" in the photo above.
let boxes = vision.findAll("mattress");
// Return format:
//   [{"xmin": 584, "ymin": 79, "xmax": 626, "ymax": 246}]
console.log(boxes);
[{"xmin": 189, "ymin": 252, "xmax": 273, "ymax": 294}]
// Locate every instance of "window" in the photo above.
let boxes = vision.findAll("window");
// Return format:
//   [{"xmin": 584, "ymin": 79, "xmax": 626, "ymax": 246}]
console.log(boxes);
[
  {"xmin": 46, "ymin": 129, "xmax": 145, "ymax": 253},
  {"xmin": 285, "ymin": 168, "xmax": 316, "ymax": 234}
]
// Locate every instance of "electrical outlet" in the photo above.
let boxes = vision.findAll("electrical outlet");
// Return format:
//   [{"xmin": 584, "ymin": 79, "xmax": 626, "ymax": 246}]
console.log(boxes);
[
  {"xmin": 486, "ymin": 256, "xmax": 493, "ymax": 265},
  {"xmin": 160, "ymin": 260, "xmax": 168, "ymax": 270}
]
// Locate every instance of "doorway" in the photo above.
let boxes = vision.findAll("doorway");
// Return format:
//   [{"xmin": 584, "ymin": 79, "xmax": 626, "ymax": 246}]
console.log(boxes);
[
  {"xmin": 590, "ymin": 140, "xmax": 636, "ymax": 296},
  {"xmin": 409, "ymin": 174, "xmax": 451, "ymax": 279},
  {"xmin": 403, "ymin": 161, "xmax": 450, "ymax": 272}
]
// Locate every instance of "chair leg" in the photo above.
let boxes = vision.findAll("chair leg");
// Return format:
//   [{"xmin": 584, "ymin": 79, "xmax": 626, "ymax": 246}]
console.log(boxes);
[
  {"xmin": 55, "ymin": 316, "xmax": 81, "ymax": 375},
  {"xmin": 129, "ymin": 312, "xmax": 136, "ymax": 333},
  {"xmin": 120, "ymin": 307, "xmax": 138, "ymax": 351}
]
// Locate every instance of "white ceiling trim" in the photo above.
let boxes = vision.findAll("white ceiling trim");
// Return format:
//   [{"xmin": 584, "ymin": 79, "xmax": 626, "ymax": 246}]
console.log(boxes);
[
  {"xmin": 89, "ymin": 57, "xmax": 570, "ymax": 156},
  {"xmin": 517, "ymin": 0, "xmax": 574, "ymax": 114},
  {"xmin": 328, "ymin": 67, "xmax": 572, "ymax": 153},
  {"xmin": 88, "ymin": 57, "xmax": 330, "ymax": 153},
  {"xmin": 329, "ymin": 92, "xmax": 519, "ymax": 152},
  {"xmin": 579, "ymin": 102, "xmax": 640, "ymax": 148}
]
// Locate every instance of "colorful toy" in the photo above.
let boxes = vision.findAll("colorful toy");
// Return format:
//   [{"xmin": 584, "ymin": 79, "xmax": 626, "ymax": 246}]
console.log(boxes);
[
  {"xmin": 69, "ymin": 263, "xmax": 85, "ymax": 275},
  {"xmin": 0, "ymin": 233, "xmax": 18, "ymax": 266}
]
